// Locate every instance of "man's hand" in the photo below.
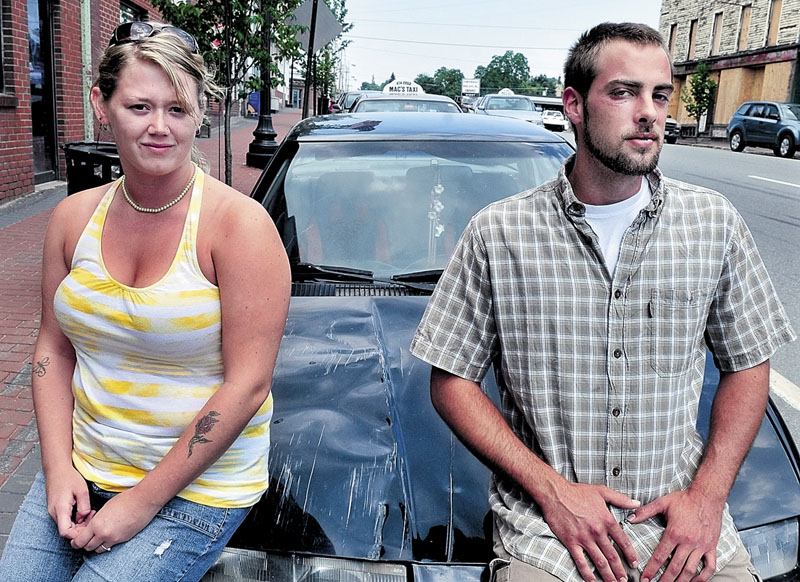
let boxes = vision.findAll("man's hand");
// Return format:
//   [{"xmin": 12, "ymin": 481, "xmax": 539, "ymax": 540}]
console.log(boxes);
[
  {"xmin": 627, "ymin": 489, "xmax": 723, "ymax": 582},
  {"xmin": 539, "ymin": 481, "xmax": 641, "ymax": 582}
]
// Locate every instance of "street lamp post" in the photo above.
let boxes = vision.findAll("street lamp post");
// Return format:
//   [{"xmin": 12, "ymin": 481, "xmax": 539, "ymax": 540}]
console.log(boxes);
[{"xmin": 246, "ymin": 0, "xmax": 279, "ymax": 168}]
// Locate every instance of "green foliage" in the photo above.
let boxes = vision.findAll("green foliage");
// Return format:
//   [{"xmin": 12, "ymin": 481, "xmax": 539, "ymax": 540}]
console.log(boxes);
[
  {"xmin": 150, "ymin": 0, "xmax": 304, "ymax": 93},
  {"xmin": 474, "ymin": 51, "xmax": 530, "ymax": 94},
  {"xmin": 296, "ymin": 0, "xmax": 353, "ymax": 98},
  {"xmin": 360, "ymin": 76, "xmax": 381, "ymax": 91},
  {"xmin": 415, "ymin": 67, "xmax": 464, "ymax": 99},
  {"xmin": 528, "ymin": 74, "xmax": 558, "ymax": 97},
  {"xmin": 681, "ymin": 62, "xmax": 717, "ymax": 128}
]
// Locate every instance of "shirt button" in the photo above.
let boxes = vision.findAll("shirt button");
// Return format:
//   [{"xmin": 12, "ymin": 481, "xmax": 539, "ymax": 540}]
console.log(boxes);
[
  {"xmin": 612, "ymin": 407, "xmax": 621, "ymax": 417},
  {"xmin": 613, "ymin": 349, "xmax": 622, "ymax": 358},
  {"xmin": 614, "ymin": 289, "xmax": 622, "ymax": 299},
  {"xmin": 612, "ymin": 467, "xmax": 621, "ymax": 477}
]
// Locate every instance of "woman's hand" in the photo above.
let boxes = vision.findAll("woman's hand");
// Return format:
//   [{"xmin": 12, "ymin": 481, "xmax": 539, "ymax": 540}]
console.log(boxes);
[
  {"xmin": 68, "ymin": 487, "xmax": 160, "ymax": 553},
  {"xmin": 45, "ymin": 467, "xmax": 94, "ymax": 538}
]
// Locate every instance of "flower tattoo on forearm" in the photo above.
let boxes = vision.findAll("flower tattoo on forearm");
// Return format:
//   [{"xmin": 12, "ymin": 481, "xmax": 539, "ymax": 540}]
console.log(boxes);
[{"xmin": 188, "ymin": 411, "xmax": 220, "ymax": 457}]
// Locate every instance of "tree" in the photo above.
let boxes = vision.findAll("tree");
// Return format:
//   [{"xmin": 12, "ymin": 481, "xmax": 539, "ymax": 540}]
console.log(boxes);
[
  {"xmin": 381, "ymin": 73, "xmax": 396, "ymax": 90},
  {"xmin": 415, "ymin": 68, "xmax": 463, "ymax": 98},
  {"xmin": 360, "ymin": 76, "xmax": 381, "ymax": 91},
  {"xmin": 414, "ymin": 73, "xmax": 437, "ymax": 93},
  {"xmin": 681, "ymin": 62, "xmax": 717, "ymax": 140},
  {"xmin": 528, "ymin": 74, "xmax": 558, "ymax": 97},
  {"xmin": 475, "ymin": 51, "xmax": 530, "ymax": 94},
  {"xmin": 151, "ymin": 0, "xmax": 304, "ymax": 184},
  {"xmin": 433, "ymin": 67, "xmax": 464, "ymax": 99}
]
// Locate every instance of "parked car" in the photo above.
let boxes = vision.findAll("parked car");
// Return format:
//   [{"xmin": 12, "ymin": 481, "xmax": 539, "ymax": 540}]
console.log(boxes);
[
  {"xmin": 199, "ymin": 112, "xmax": 800, "ymax": 582},
  {"xmin": 542, "ymin": 109, "xmax": 569, "ymax": 132},
  {"xmin": 351, "ymin": 93, "xmax": 462, "ymax": 113},
  {"xmin": 474, "ymin": 93, "xmax": 544, "ymax": 126},
  {"xmin": 665, "ymin": 115, "xmax": 681, "ymax": 144},
  {"xmin": 459, "ymin": 95, "xmax": 478, "ymax": 112},
  {"xmin": 333, "ymin": 90, "xmax": 383, "ymax": 113},
  {"xmin": 727, "ymin": 101, "xmax": 800, "ymax": 158}
]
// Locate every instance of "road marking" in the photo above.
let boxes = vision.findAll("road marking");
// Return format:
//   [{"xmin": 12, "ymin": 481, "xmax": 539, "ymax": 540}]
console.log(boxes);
[
  {"xmin": 771, "ymin": 369, "xmax": 800, "ymax": 408},
  {"xmin": 748, "ymin": 175, "xmax": 800, "ymax": 189}
]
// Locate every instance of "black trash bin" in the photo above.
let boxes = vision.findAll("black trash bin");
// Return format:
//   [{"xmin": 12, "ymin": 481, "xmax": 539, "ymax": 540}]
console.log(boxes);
[{"xmin": 61, "ymin": 141, "xmax": 122, "ymax": 195}]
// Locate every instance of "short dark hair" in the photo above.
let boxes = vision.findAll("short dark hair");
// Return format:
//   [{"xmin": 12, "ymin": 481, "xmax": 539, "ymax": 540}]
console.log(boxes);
[{"xmin": 564, "ymin": 22, "xmax": 669, "ymax": 98}]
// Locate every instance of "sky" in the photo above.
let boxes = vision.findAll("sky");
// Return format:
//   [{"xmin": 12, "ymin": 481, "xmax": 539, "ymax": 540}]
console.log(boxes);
[{"xmin": 336, "ymin": 0, "xmax": 663, "ymax": 92}]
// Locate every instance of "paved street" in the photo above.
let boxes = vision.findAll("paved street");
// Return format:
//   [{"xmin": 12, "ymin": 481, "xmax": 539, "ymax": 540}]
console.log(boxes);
[{"xmin": 0, "ymin": 107, "xmax": 302, "ymax": 551}]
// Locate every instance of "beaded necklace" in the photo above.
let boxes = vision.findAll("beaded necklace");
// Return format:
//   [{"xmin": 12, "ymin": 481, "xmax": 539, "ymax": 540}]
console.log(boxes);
[{"xmin": 121, "ymin": 166, "xmax": 197, "ymax": 213}]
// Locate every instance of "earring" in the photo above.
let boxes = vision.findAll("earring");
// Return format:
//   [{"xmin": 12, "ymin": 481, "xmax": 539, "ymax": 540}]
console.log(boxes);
[{"xmin": 99, "ymin": 123, "xmax": 109, "ymax": 132}]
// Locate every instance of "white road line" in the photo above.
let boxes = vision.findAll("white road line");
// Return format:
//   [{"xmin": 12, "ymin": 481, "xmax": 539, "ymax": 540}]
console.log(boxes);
[
  {"xmin": 771, "ymin": 369, "xmax": 800, "ymax": 408},
  {"xmin": 748, "ymin": 175, "xmax": 800, "ymax": 189}
]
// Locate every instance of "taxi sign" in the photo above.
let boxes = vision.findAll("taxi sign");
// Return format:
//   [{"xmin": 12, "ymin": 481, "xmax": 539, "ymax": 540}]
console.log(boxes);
[
  {"xmin": 498, "ymin": 88, "xmax": 515, "ymax": 95},
  {"xmin": 383, "ymin": 80, "xmax": 424, "ymax": 94}
]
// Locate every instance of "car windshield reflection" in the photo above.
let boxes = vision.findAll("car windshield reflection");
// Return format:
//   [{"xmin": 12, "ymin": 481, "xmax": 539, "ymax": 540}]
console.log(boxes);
[{"xmin": 281, "ymin": 140, "xmax": 571, "ymax": 277}]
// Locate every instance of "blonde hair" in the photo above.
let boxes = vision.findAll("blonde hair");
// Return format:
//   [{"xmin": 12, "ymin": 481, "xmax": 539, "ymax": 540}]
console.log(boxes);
[{"xmin": 93, "ymin": 32, "xmax": 224, "ymax": 172}]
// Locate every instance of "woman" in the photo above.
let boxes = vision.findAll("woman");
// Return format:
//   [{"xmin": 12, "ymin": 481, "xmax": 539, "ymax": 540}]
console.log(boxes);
[{"xmin": 0, "ymin": 22, "xmax": 290, "ymax": 581}]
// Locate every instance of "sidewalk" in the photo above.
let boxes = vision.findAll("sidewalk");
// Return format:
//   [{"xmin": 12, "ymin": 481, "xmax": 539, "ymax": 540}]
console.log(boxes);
[{"xmin": 0, "ymin": 107, "xmax": 302, "ymax": 552}]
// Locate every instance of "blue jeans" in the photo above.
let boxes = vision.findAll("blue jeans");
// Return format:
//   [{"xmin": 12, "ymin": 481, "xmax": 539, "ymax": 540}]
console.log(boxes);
[{"xmin": 0, "ymin": 471, "xmax": 249, "ymax": 582}]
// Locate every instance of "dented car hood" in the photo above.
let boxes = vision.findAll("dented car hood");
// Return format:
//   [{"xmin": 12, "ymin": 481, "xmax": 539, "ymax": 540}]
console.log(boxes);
[{"xmin": 228, "ymin": 295, "xmax": 800, "ymax": 566}]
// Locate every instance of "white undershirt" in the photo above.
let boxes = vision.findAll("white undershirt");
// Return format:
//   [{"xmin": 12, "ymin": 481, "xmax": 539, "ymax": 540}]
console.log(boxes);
[{"xmin": 583, "ymin": 179, "xmax": 651, "ymax": 276}]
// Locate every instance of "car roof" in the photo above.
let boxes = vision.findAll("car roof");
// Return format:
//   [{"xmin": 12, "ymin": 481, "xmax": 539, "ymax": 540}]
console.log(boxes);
[
  {"xmin": 284, "ymin": 112, "xmax": 568, "ymax": 143},
  {"xmin": 356, "ymin": 93, "xmax": 457, "ymax": 102},
  {"xmin": 740, "ymin": 100, "xmax": 800, "ymax": 107}
]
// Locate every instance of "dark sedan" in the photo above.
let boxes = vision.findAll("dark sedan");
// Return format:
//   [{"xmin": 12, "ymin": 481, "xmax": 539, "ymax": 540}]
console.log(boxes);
[{"xmin": 200, "ymin": 113, "xmax": 800, "ymax": 582}]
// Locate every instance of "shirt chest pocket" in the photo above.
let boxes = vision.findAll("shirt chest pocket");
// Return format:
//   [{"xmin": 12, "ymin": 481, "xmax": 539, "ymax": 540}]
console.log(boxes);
[{"xmin": 648, "ymin": 288, "xmax": 712, "ymax": 376}]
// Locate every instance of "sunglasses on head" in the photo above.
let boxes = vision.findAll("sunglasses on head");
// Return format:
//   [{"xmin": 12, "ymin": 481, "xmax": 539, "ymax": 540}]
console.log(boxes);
[{"xmin": 109, "ymin": 21, "xmax": 199, "ymax": 54}]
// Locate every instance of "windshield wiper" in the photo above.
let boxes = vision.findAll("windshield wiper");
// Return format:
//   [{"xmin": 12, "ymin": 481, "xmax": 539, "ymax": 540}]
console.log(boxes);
[
  {"xmin": 292, "ymin": 262, "xmax": 375, "ymax": 282},
  {"xmin": 391, "ymin": 269, "xmax": 444, "ymax": 283},
  {"xmin": 293, "ymin": 262, "xmax": 435, "ymax": 292}
]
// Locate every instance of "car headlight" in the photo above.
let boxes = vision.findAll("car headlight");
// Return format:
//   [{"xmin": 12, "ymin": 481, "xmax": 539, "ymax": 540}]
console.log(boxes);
[
  {"xmin": 739, "ymin": 518, "xmax": 799, "ymax": 580},
  {"xmin": 201, "ymin": 548, "xmax": 408, "ymax": 581}
]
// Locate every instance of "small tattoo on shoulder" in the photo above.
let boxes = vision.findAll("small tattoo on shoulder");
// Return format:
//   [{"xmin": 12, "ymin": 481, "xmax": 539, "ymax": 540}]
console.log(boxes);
[
  {"xmin": 33, "ymin": 357, "xmax": 50, "ymax": 377},
  {"xmin": 188, "ymin": 411, "xmax": 220, "ymax": 457}
]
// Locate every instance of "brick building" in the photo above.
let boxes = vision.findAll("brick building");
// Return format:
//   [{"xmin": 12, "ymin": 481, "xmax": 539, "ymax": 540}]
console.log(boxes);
[
  {"xmin": 0, "ymin": 1, "xmax": 161, "ymax": 204},
  {"xmin": 660, "ymin": 0, "xmax": 800, "ymax": 137}
]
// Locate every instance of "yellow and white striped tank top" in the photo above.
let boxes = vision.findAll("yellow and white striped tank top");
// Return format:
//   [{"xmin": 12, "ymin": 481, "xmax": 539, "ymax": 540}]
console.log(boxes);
[{"xmin": 53, "ymin": 169, "xmax": 272, "ymax": 508}]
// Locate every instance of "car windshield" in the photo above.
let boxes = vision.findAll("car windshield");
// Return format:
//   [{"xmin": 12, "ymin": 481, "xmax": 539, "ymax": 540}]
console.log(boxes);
[
  {"xmin": 355, "ymin": 100, "xmax": 461, "ymax": 113},
  {"xmin": 275, "ymin": 140, "xmax": 572, "ymax": 277},
  {"xmin": 486, "ymin": 97, "xmax": 533, "ymax": 111},
  {"xmin": 782, "ymin": 104, "xmax": 800, "ymax": 120}
]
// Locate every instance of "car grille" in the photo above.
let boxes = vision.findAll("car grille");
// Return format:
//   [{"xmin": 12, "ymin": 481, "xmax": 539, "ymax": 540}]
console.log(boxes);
[{"xmin": 292, "ymin": 282, "xmax": 416, "ymax": 297}]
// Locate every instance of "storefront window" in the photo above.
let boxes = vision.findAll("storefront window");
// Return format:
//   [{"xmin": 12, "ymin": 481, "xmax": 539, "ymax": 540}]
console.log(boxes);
[{"xmin": 0, "ymin": 1, "xmax": 7, "ymax": 94}]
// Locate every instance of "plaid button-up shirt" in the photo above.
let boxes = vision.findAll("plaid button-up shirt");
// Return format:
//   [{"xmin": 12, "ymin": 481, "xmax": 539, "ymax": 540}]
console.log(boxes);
[{"xmin": 410, "ymin": 159, "xmax": 795, "ymax": 582}]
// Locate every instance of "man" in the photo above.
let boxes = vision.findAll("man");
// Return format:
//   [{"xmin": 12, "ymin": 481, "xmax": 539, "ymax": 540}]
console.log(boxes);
[{"xmin": 410, "ymin": 22, "xmax": 795, "ymax": 582}]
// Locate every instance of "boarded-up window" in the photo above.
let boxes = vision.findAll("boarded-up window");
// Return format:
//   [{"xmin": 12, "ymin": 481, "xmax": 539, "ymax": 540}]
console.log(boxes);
[
  {"xmin": 688, "ymin": 19, "xmax": 698, "ymax": 60},
  {"xmin": 738, "ymin": 5, "xmax": 752, "ymax": 51},
  {"xmin": 668, "ymin": 23, "xmax": 678, "ymax": 57},
  {"xmin": 767, "ymin": 0, "xmax": 782, "ymax": 45},
  {"xmin": 711, "ymin": 13, "xmax": 723, "ymax": 55}
]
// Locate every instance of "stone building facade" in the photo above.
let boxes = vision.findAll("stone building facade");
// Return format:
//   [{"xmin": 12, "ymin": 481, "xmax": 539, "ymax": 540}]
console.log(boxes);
[
  {"xmin": 0, "ymin": 0, "xmax": 160, "ymax": 204},
  {"xmin": 660, "ymin": 0, "xmax": 800, "ymax": 137}
]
